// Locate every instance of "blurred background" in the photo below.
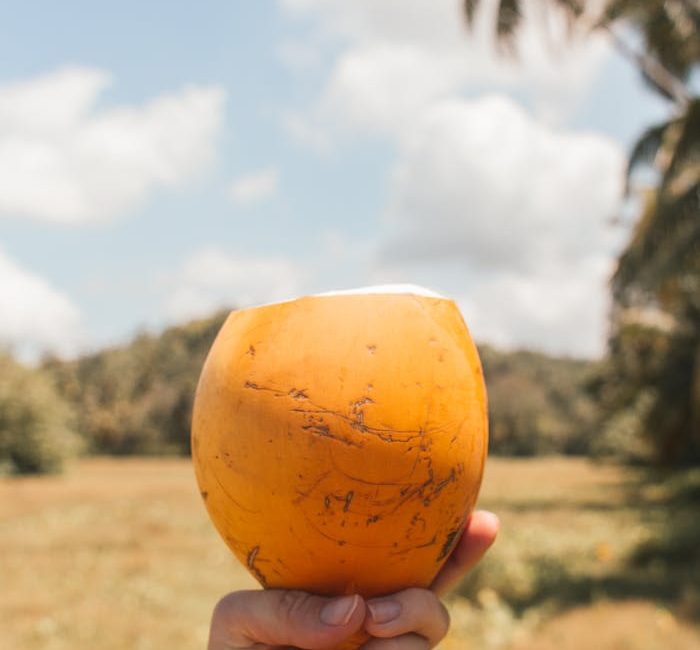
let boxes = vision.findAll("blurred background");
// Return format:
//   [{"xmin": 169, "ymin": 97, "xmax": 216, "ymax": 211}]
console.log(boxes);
[{"xmin": 1, "ymin": 1, "xmax": 698, "ymax": 649}]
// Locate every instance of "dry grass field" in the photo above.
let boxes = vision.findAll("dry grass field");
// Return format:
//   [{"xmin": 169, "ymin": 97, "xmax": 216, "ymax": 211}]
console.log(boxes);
[{"xmin": 2, "ymin": 457, "xmax": 699, "ymax": 650}]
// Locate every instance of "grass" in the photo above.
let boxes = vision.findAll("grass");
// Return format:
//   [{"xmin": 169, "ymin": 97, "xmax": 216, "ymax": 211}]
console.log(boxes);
[{"xmin": 1, "ymin": 457, "xmax": 699, "ymax": 650}]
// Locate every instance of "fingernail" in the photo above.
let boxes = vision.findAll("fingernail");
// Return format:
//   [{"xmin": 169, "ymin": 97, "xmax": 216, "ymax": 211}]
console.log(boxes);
[
  {"xmin": 367, "ymin": 599, "xmax": 402, "ymax": 624},
  {"xmin": 481, "ymin": 511, "xmax": 500, "ymax": 527},
  {"xmin": 320, "ymin": 594, "xmax": 360, "ymax": 626},
  {"xmin": 478, "ymin": 511, "xmax": 500, "ymax": 534}
]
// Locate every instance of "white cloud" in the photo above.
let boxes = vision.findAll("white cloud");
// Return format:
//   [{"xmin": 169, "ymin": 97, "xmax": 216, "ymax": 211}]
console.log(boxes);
[
  {"xmin": 277, "ymin": 0, "xmax": 628, "ymax": 357},
  {"xmin": 281, "ymin": 0, "xmax": 611, "ymax": 144},
  {"xmin": 383, "ymin": 96, "xmax": 624, "ymax": 266},
  {"xmin": 227, "ymin": 167, "xmax": 279, "ymax": 206},
  {"xmin": 455, "ymin": 259, "xmax": 616, "ymax": 358},
  {"xmin": 0, "ymin": 248, "xmax": 83, "ymax": 360},
  {"xmin": 320, "ymin": 44, "xmax": 468, "ymax": 135},
  {"xmin": 0, "ymin": 66, "xmax": 226, "ymax": 223},
  {"xmin": 268, "ymin": 0, "xmax": 633, "ymax": 359},
  {"xmin": 165, "ymin": 248, "xmax": 305, "ymax": 322},
  {"xmin": 374, "ymin": 95, "xmax": 626, "ymax": 357}
]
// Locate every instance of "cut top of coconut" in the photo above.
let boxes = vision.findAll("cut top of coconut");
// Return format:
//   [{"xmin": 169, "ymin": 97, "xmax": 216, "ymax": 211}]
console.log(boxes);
[
  {"xmin": 315, "ymin": 284, "xmax": 445, "ymax": 298},
  {"xmin": 238, "ymin": 284, "xmax": 447, "ymax": 313}
]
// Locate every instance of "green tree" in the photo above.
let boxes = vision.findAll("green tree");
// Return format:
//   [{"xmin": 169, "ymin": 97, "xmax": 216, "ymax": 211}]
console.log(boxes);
[
  {"xmin": 45, "ymin": 311, "xmax": 229, "ymax": 456},
  {"xmin": 0, "ymin": 353, "xmax": 81, "ymax": 474},
  {"xmin": 464, "ymin": 0, "xmax": 699, "ymax": 463},
  {"xmin": 479, "ymin": 346, "xmax": 597, "ymax": 456}
]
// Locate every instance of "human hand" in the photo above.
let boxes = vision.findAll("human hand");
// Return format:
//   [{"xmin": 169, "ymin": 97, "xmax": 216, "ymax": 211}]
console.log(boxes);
[{"xmin": 207, "ymin": 510, "xmax": 499, "ymax": 649}]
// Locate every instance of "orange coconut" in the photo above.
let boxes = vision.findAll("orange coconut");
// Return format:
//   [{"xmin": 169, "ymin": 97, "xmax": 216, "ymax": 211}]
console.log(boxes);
[{"xmin": 191, "ymin": 286, "xmax": 488, "ymax": 643}]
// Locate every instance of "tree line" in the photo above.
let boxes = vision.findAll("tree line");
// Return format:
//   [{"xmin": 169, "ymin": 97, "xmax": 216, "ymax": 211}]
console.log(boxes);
[
  {"xmin": 465, "ymin": 0, "xmax": 699, "ymax": 465},
  {"xmin": 0, "ymin": 309, "xmax": 607, "ymax": 474},
  {"xmin": 1, "ymin": 299, "xmax": 696, "ymax": 474}
]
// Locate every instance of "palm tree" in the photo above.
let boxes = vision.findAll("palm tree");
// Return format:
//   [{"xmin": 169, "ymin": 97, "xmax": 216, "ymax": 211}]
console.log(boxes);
[{"xmin": 464, "ymin": 0, "xmax": 699, "ymax": 463}]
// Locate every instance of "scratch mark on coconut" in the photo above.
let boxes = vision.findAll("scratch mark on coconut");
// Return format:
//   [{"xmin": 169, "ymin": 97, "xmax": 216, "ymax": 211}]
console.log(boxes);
[
  {"xmin": 410, "ymin": 512, "xmax": 427, "ymax": 533},
  {"xmin": 436, "ymin": 528, "xmax": 461, "ymax": 562},
  {"xmin": 327, "ymin": 452, "xmax": 418, "ymax": 489},
  {"xmin": 321, "ymin": 452, "xmax": 454, "ymax": 523},
  {"xmin": 243, "ymin": 380, "xmax": 425, "ymax": 443},
  {"xmin": 422, "ymin": 467, "xmax": 458, "ymax": 506},
  {"xmin": 349, "ymin": 396, "xmax": 375, "ymax": 432},
  {"xmin": 210, "ymin": 470, "xmax": 261, "ymax": 514},
  {"xmin": 343, "ymin": 490, "xmax": 354, "ymax": 512},
  {"xmin": 292, "ymin": 404, "xmax": 426, "ymax": 444},
  {"xmin": 301, "ymin": 422, "xmax": 363, "ymax": 448},
  {"xmin": 247, "ymin": 546, "xmax": 268, "ymax": 587},
  {"xmin": 417, "ymin": 534, "xmax": 437, "ymax": 548},
  {"xmin": 373, "ymin": 463, "xmax": 458, "ymax": 516},
  {"xmin": 388, "ymin": 534, "xmax": 437, "ymax": 556},
  {"xmin": 293, "ymin": 470, "xmax": 332, "ymax": 504},
  {"xmin": 299, "ymin": 508, "xmax": 399, "ymax": 549},
  {"xmin": 389, "ymin": 473, "xmax": 435, "ymax": 515}
]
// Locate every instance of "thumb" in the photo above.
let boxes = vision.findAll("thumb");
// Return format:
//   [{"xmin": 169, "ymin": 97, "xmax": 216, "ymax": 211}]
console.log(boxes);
[{"xmin": 208, "ymin": 589, "xmax": 365, "ymax": 649}]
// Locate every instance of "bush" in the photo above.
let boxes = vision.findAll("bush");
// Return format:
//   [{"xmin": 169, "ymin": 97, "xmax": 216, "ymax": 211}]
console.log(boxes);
[
  {"xmin": 478, "ymin": 346, "xmax": 598, "ymax": 456},
  {"xmin": 0, "ymin": 353, "xmax": 81, "ymax": 474},
  {"xmin": 45, "ymin": 311, "xmax": 228, "ymax": 456},
  {"xmin": 43, "ymin": 315, "xmax": 602, "ymax": 459}
]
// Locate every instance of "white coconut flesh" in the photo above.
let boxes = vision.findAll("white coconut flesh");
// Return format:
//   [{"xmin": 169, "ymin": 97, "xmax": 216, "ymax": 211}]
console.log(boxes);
[
  {"xmin": 241, "ymin": 285, "xmax": 447, "ymax": 313},
  {"xmin": 316, "ymin": 284, "xmax": 445, "ymax": 298}
]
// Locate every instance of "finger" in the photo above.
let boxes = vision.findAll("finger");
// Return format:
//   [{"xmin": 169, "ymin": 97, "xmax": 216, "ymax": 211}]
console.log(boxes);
[
  {"xmin": 429, "ymin": 510, "xmax": 499, "ymax": 596},
  {"xmin": 364, "ymin": 588, "xmax": 449, "ymax": 648},
  {"xmin": 359, "ymin": 633, "xmax": 429, "ymax": 650},
  {"xmin": 208, "ymin": 589, "xmax": 365, "ymax": 650}
]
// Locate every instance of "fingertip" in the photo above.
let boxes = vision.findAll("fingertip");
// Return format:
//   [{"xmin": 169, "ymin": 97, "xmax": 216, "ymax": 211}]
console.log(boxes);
[
  {"xmin": 469, "ymin": 510, "xmax": 500, "ymax": 543},
  {"xmin": 454, "ymin": 510, "xmax": 499, "ymax": 561},
  {"xmin": 363, "ymin": 588, "xmax": 450, "ymax": 646},
  {"xmin": 320, "ymin": 594, "xmax": 364, "ymax": 627},
  {"xmin": 314, "ymin": 594, "xmax": 367, "ymax": 649}
]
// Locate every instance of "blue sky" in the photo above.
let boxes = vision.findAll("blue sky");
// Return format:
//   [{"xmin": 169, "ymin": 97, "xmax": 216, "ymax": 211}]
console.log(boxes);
[{"xmin": 0, "ymin": 0, "xmax": 672, "ymax": 361}]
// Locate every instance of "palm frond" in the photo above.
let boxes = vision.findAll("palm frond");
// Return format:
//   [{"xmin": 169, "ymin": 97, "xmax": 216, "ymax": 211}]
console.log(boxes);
[
  {"xmin": 645, "ymin": 3, "xmax": 694, "ymax": 80},
  {"xmin": 598, "ymin": 0, "xmax": 651, "ymax": 26},
  {"xmin": 464, "ymin": 0, "xmax": 479, "ymax": 27},
  {"xmin": 626, "ymin": 120, "xmax": 673, "ymax": 190},
  {"xmin": 598, "ymin": 0, "xmax": 695, "ymax": 104},
  {"xmin": 614, "ymin": 182, "xmax": 700, "ymax": 302},
  {"xmin": 550, "ymin": 0, "xmax": 584, "ymax": 17},
  {"xmin": 496, "ymin": 0, "xmax": 523, "ymax": 53},
  {"xmin": 661, "ymin": 99, "xmax": 700, "ymax": 195}
]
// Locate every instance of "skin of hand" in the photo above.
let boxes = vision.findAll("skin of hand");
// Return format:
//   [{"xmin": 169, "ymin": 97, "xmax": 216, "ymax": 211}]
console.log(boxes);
[{"xmin": 207, "ymin": 510, "xmax": 499, "ymax": 650}]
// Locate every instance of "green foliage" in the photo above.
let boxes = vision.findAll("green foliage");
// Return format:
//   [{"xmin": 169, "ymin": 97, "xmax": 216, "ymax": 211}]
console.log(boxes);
[
  {"xmin": 479, "ymin": 346, "xmax": 598, "ymax": 456},
  {"xmin": 614, "ymin": 102, "xmax": 700, "ymax": 300},
  {"xmin": 44, "ymin": 309, "xmax": 597, "ymax": 458},
  {"xmin": 596, "ymin": 312, "xmax": 700, "ymax": 464},
  {"xmin": 465, "ymin": 0, "xmax": 700, "ymax": 465},
  {"xmin": 604, "ymin": 99, "xmax": 700, "ymax": 465},
  {"xmin": 44, "ymin": 312, "xmax": 229, "ymax": 456},
  {"xmin": 464, "ymin": 0, "xmax": 697, "ymax": 103},
  {"xmin": 457, "ymin": 460, "xmax": 700, "ymax": 620},
  {"xmin": 600, "ymin": 0, "xmax": 699, "ymax": 86},
  {"xmin": 0, "ymin": 353, "xmax": 80, "ymax": 475}
]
